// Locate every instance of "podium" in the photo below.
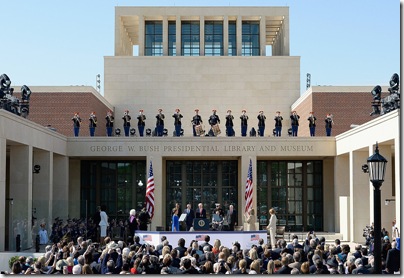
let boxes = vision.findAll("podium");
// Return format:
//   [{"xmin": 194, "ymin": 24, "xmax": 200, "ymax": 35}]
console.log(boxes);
[{"xmin": 193, "ymin": 218, "xmax": 210, "ymax": 231}]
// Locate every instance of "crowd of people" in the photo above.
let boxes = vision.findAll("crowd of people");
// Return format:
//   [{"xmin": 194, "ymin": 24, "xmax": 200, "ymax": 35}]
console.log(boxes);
[
  {"xmin": 3, "ymin": 204, "xmax": 400, "ymax": 274},
  {"xmin": 72, "ymin": 108, "xmax": 335, "ymax": 138},
  {"xmin": 5, "ymin": 229, "xmax": 400, "ymax": 274}
]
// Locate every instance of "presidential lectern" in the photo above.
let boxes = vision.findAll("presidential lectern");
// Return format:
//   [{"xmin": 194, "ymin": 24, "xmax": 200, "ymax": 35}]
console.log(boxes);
[{"xmin": 193, "ymin": 218, "xmax": 209, "ymax": 231}]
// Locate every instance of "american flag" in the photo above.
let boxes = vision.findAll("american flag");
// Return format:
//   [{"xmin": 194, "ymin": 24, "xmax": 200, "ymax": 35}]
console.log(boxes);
[
  {"xmin": 251, "ymin": 234, "xmax": 260, "ymax": 241},
  {"xmin": 143, "ymin": 234, "xmax": 152, "ymax": 241},
  {"xmin": 245, "ymin": 159, "xmax": 253, "ymax": 213},
  {"xmin": 146, "ymin": 161, "xmax": 155, "ymax": 219},
  {"xmin": 196, "ymin": 235, "xmax": 205, "ymax": 241}
]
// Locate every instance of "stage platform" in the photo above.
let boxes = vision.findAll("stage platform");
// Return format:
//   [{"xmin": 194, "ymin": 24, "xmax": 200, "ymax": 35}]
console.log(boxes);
[{"xmin": 136, "ymin": 230, "xmax": 267, "ymax": 250}]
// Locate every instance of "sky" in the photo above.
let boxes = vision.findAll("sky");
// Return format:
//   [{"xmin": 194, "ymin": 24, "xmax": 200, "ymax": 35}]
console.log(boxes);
[{"xmin": 1, "ymin": 0, "xmax": 400, "ymax": 96}]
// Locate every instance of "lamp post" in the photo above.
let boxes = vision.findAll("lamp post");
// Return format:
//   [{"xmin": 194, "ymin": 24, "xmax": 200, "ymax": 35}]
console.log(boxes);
[{"xmin": 365, "ymin": 142, "xmax": 387, "ymax": 274}]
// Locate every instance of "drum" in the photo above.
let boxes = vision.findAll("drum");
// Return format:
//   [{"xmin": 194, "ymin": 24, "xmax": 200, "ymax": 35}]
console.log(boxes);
[
  {"xmin": 195, "ymin": 125, "xmax": 203, "ymax": 136},
  {"xmin": 212, "ymin": 124, "xmax": 221, "ymax": 136}
]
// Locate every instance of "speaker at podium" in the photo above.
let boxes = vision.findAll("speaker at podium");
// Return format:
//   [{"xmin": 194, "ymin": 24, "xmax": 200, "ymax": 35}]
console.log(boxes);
[{"xmin": 193, "ymin": 218, "xmax": 210, "ymax": 231}]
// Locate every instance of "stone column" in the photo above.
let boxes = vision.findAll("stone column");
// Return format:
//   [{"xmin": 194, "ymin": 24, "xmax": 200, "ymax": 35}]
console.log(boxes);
[
  {"xmin": 147, "ymin": 157, "xmax": 163, "ymax": 230},
  {"xmin": 334, "ymin": 154, "xmax": 349, "ymax": 239},
  {"xmin": 176, "ymin": 16, "xmax": 181, "ymax": 56},
  {"xmin": 241, "ymin": 156, "xmax": 257, "ymax": 230},
  {"xmin": 199, "ymin": 16, "xmax": 205, "ymax": 56},
  {"xmin": 350, "ymin": 150, "xmax": 371, "ymax": 242},
  {"xmin": 163, "ymin": 16, "xmax": 168, "ymax": 56},
  {"xmin": 10, "ymin": 145, "xmax": 33, "ymax": 250},
  {"xmin": 260, "ymin": 16, "xmax": 266, "ymax": 56},
  {"xmin": 54, "ymin": 155, "xmax": 69, "ymax": 220},
  {"xmin": 0, "ymin": 138, "xmax": 6, "ymax": 251},
  {"xmin": 32, "ymin": 150, "xmax": 52, "ymax": 239},
  {"xmin": 223, "ymin": 16, "xmax": 229, "ymax": 56},
  {"xmin": 236, "ymin": 16, "xmax": 242, "ymax": 56},
  {"xmin": 138, "ymin": 16, "xmax": 145, "ymax": 56},
  {"xmin": 69, "ymin": 158, "xmax": 81, "ymax": 218}
]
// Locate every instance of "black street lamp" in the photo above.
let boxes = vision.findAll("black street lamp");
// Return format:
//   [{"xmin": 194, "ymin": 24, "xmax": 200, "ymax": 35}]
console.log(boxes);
[{"xmin": 365, "ymin": 142, "xmax": 387, "ymax": 274}]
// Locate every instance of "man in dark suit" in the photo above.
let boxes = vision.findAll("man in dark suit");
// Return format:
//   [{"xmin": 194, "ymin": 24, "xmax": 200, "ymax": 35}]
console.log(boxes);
[
  {"xmin": 385, "ymin": 240, "xmax": 400, "ymax": 274},
  {"xmin": 195, "ymin": 203, "xmax": 206, "ymax": 218},
  {"xmin": 275, "ymin": 256, "xmax": 292, "ymax": 274},
  {"xmin": 226, "ymin": 205, "xmax": 237, "ymax": 231},
  {"xmin": 184, "ymin": 203, "xmax": 195, "ymax": 231},
  {"xmin": 199, "ymin": 235, "xmax": 213, "ymax": 252}
]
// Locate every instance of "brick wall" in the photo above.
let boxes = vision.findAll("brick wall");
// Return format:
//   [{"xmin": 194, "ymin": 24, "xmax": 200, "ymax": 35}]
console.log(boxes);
[
  {"xmin": 295, "ymin": 91, "xmax": 387, "ymax": 137},
  {"xmin": 15, "ymin": 92, "xmax": 112, "ymax": 137}
]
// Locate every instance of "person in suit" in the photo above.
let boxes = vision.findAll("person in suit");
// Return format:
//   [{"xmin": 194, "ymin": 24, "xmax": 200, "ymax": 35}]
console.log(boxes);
[
  {"xmin": 191, "ymin": 109, "xmax": 203, "ymax": 136},
  {"xmin": 89, "ymin": 112, "xmax": 97, "ymax": 137},
  {"xmin": 155, "ymin": 108, "xmax": 165, "ymax": 136},
  {"xmin": 307, "ymin": 111, "xmax": 316, "ymax": 137},
  {"xmin": 244, "ymin": 208, "xmax": 256, "ymax": 231},
  {"xmin": 196, "ymin": 203, "xmax": 207, "ymax": 218},
  {"xmin": 122, "ymin": 110, "xmax": 131, "ymax": 137},
  {"xmin": 275, "ymin": 256, "xmax": 292, "ymax": 274},
  {"xmin": 225, "ymin": 109, "xmax": 235, "ymax": 136},
  {"xmin": 184, "ymin": 203, "xmax": 195, "ymax": 231},
  {"xmin": 274, "ymin": 111, "xmax": 283, "ymax": 137},
  {"xmin": 240, "ymin": 109, "xmax": 248, "ymax": 137},
  {"xmin": 385, "ymin": 240, "xmax": 400, "ymax": 274},
  {"xmin": 226, "ymin": 205, "xmax": 237, "ymax": 231},
  {"xmin": 199, "ymin": 235, "xmax": 213, "ymax": 252},
  {"xmin": 172, "ymin": 108, "xmax": 183, "ymax": 137},
  {"xmin": 105, "ymin": 110, "xmax": 114, "ymax": 137},
  {"xmin": 137, "ymin": 109, "xmax": 146, "ymax": 137},
  {"xmin": 72, "ymin": 112, "xmax": 81, "ymax": 137},
  {"xmin": 257, "ymin": 110, "xmax": 266, "ymax": 137},
  {"xmin": 290, "ymin": 110, "xmax": 300, "ymax": 137}
]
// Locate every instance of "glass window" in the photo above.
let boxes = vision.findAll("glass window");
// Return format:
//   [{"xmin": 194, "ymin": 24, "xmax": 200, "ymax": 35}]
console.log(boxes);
[
  {"xmin": 205, "ymin": 21, "xmax": 223, "ymax": 56},
  {"xmin": 228, "ymin": 21, "xmax": 237, "ymax": 56},
  {"xmin": 166, "ymin": 160, "xmax": 238, "ymax": 230},
  {"xmin": 242, "ymin": 21, "xmax": 260, "ymax": 56},
  {"xmin": 182, "ymin": 21, "xmax": 200, "ymax": 56},
  {"xmin": 81, "ymin": 161, "xmax": 146, "ymax": 223},
  {"xmin": 168, "ymin": 21, "xmax": 176, "ymax": 56},
  {"xmin": 145, "ymin": 21, "xmax": 163, "ymax": 56},
  {"xmin": 257, "ymin": 160, "xmax": 323, "ymax": 231}
]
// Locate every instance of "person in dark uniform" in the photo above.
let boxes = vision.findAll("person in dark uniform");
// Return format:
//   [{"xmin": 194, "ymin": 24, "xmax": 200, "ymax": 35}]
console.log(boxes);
[
  {"xmin": 290, "ymin": 111, "xmax": 300, "ymax": 137},
  {"xmin": 72, "ymin": 112, "xmax": 81, "ymax": 137},
  {"xmin": 105, "ymin": 110, "xmax": 114, "ymax": 137},
  {"xmin": 208, "ymin": 109, "xmax": 220, "ymax": 136},
  {"xmin": 89, "ymin": 112, "xmax": 97, "ymax": 137},
  {"xmin": 257, "ymin": 110, "xmax": 266, "ymax": 137},
  {"xmin": 307, "ymin": 112, "xmax": 317, "ymax": 137},
  {"xmin": 191, "ymin": 109, "xmax": 203, "ymax": 136},
  {"xmin": 172, "ymin": 108, "xmax": 183, "ymax": 137},
  {"xmin": 183, "ymin": 203, "xmax": 195, "ymax": 231},
  {"xmin": 155, "ymin": 108, "xmax": 165, "ymax": 136},
  {"xmin": 274, "ymin": 111, "xmax": 283, "ymax": 137},
  {"xmin": 122, "ymin": 110, "xmax": 131, "ymax": 137},
  {"xmin": 325, "ymin": 114, "xmax": 333, "ymax": 136},
  {"xmin": 137, "ymin": 109, "xmax": 146, "ymax": 137},
  {"xmin": 225, "ymin": 109, "xmax": 235, "ymax": 136},
  {"xmin": 240, "ymin": 110, "xmax": 249, "ymax": 137},
  {"xmin": 138, "ymin": 207, "xmax": 151, "ymax": 231}
]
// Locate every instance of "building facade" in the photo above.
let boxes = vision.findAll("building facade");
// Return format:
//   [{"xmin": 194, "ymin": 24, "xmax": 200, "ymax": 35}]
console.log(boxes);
[{"xmin": 0, "ymin": 6, "xmax": 399, "ymax": 252}]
